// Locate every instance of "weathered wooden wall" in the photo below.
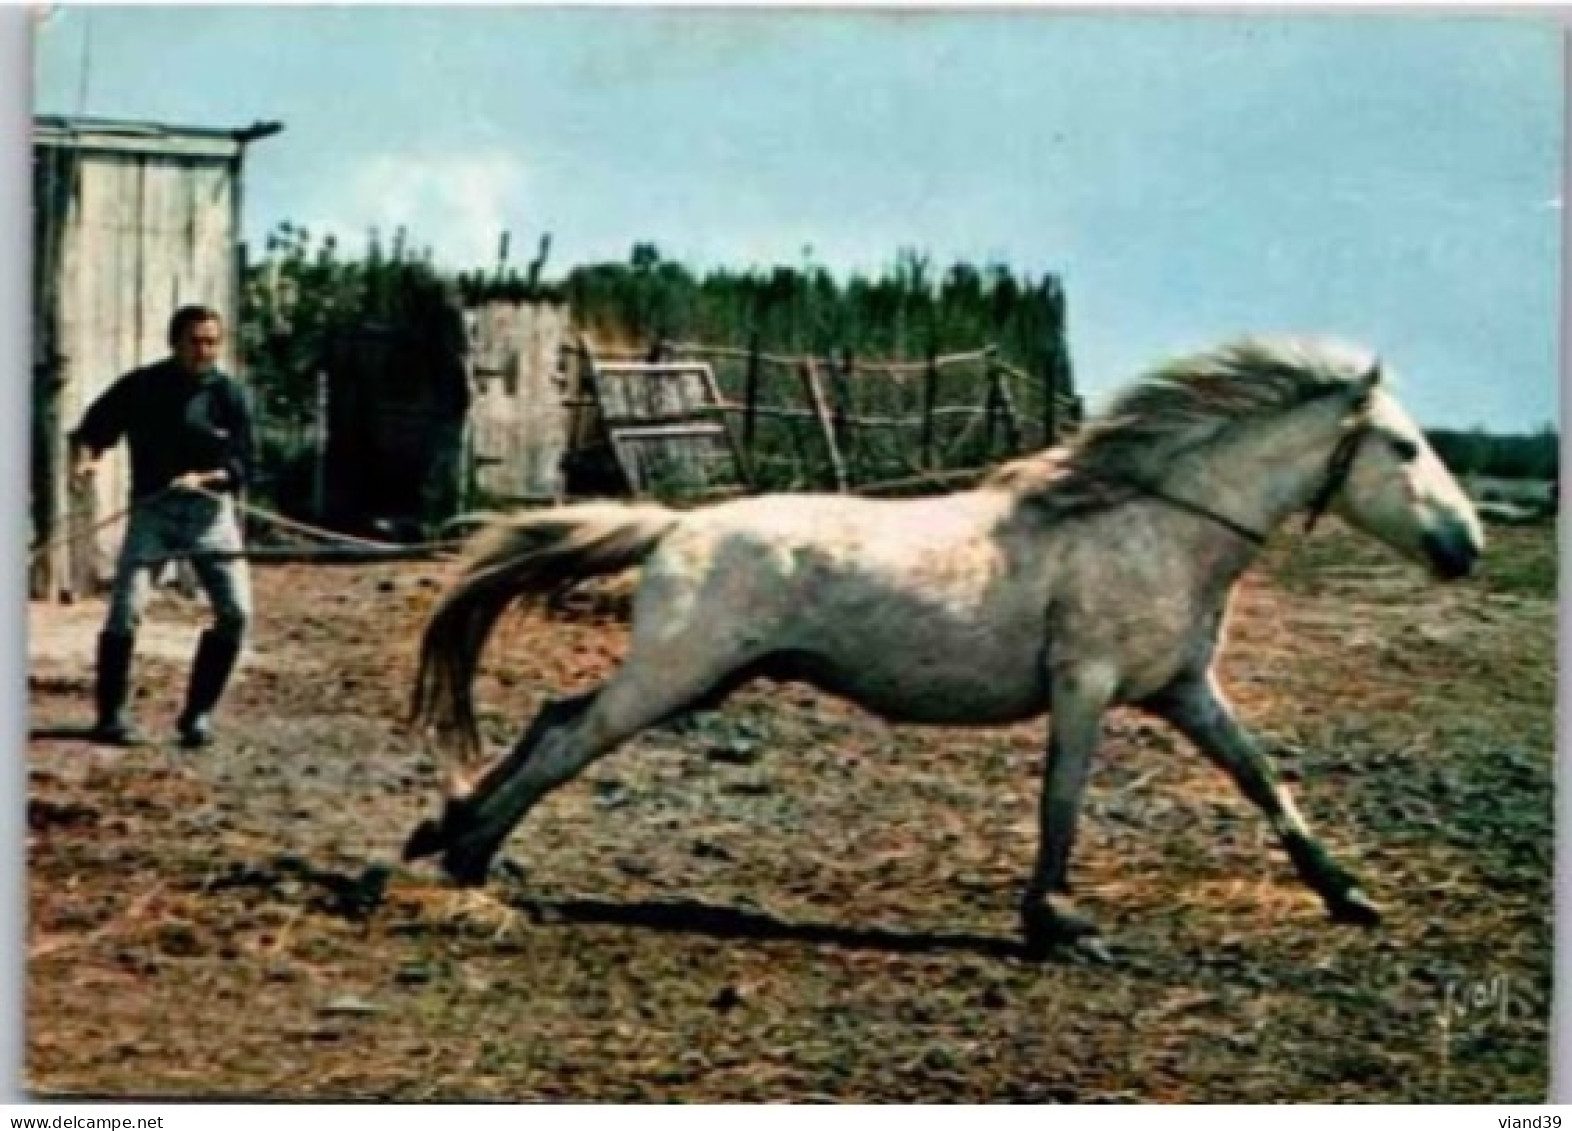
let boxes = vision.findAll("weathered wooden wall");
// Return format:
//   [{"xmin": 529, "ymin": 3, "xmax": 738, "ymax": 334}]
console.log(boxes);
[
  {"xmin": 321, "ymin": 299, "xmax": 572, "ymax": 526},
  {"xmin": 468, "ymin": 300, "xmax": 573, "ymax": 503}
]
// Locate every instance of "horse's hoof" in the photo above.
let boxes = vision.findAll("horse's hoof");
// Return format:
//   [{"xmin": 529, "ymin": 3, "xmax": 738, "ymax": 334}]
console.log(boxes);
[
  {"xmin": 1328, "ymin": 887, "xmax": 1383, "ymax": 927},
  {"xmin": 402, "ymin": 818, "xmax": 446, "ymax": 862},
  {"xmin": 441, "ymin": 840, "xmax": 498, "ymax": 889},
  {"xmin": 404, "ymin": 797, "xmax": 477, "ymax": 863}
]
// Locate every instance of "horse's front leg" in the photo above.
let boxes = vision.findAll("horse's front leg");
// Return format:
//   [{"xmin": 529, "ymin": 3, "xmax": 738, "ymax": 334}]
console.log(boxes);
[
  {"xmin": 1145, "ymin": 672, "xmax": 1382, "ymax": 927},
  {"xmin": 1021, "ymin": 665, "xmax": 1116, "ymax": 960}
]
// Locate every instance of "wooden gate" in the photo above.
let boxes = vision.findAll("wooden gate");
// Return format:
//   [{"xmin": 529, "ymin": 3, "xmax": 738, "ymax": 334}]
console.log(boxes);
[{"xmin": 564, "ymin": 338, "xmax": 749, "ymax": 501}]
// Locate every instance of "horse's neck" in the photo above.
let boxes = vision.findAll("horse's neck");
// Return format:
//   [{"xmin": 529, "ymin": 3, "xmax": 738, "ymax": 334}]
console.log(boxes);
[{"xmin": 1179, "ymin": 412, "xmax": 1343, "ymax": 539}]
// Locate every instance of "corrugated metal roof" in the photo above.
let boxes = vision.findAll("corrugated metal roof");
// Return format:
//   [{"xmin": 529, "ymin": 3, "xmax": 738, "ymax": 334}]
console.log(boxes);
[{"xmin": 34, "ymin": 114, "xmax": 283, "ymax": 159}]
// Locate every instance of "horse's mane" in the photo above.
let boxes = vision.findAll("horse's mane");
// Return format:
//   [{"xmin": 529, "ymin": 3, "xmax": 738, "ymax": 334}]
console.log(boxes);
[{"xmin": 985, "ymin": 336, "xmax": 1378, "ymax": 518}]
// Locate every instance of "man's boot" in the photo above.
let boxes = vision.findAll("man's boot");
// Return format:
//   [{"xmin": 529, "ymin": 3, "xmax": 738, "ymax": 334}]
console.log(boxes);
[
  {"xmin": 176, "ymin": 630, "xmax": 243, "ymax": 749},
  {"xmin": 90, "ymin": 631, "xmax": 143, "ymax": 746}
]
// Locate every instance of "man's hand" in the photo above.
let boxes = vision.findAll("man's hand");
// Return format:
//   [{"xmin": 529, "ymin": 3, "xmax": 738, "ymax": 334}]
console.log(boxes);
[
  {"xmin": 70, "ymin": 456, "xmax": 99, "ymax": 493},
  {"xmin": 170, "ymin": 470, "xmax": 223, "ymax": 493}
]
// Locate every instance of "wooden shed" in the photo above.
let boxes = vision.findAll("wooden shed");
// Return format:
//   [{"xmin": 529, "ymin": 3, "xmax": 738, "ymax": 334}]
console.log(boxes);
[
  {"xmin": 320, "ymin": 297, "xmax": 572, "ymax": 532},
  {"xmin": 31, "ymin": 114, "xmax": 281, "ymax": 599},
  {"xmin": 468, "ymin": 299, "xmax": 574, "ymax": 504}
]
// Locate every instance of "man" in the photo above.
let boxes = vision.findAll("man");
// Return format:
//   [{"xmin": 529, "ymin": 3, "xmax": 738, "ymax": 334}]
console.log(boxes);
[{"xmin": 69, "ymin": 305, "xmax": 255, "ymax": 748}]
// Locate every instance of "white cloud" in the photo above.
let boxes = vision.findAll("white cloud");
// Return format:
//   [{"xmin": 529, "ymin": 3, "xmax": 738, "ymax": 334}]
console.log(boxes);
[{"xmin": 303, "ymin": 150, "xmax": 527, "ymax": 271}]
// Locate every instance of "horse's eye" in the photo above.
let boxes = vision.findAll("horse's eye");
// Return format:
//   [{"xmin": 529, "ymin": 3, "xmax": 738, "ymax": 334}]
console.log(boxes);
[{"xmin": 1389, "ymin": 436, "xmax": 1420, "ymax": 462}]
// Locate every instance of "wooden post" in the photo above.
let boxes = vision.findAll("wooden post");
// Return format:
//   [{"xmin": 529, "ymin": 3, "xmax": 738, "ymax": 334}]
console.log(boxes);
[
  {"xmin": 33, "ymin": 148, "xmax": 75, "ymax": 600},
  {"xmin": 694, "ymin": 360, "xmax": 753, "ymax": 494},
  {"xmin": 832, "ymin": 348, "xmax": 857, "ymax": 486},
  {"xmin": 32, "ymin": 359, "xmax": 66, "ymax": 600},
  {"xmin": 742, "ymin": 330, "xmax": 761, "ymax": 466},
  {"xmin": 990, "ymin": 347, "xmax": 1024, "ymax": 453},
  {"xmin": 780, "ymin": 360, "xmax": 816, "ymax": 491},
  {"xmin": 575, "ymin": 335, "xmax": 600, "ymax": 453},
  {"xmin": 800, "ymin": 358, "xmax": 849, "ymax": 493},
  {"xmin": 921, "ymin": 347, "xmax": 940, "ymax": 471},
  {"xmin": 311, "ymin": 368, "xmax": 329, "ymax": 519},
  {"xmin": 983, "ymin": 356, "xmax": 1000, "ymax": 457}
]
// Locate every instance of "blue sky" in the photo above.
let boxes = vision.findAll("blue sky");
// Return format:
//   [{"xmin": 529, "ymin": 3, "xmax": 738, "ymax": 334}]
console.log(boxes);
[{"xmin": 32, "ymin": 7, "xmax": 1564, "ymax": 431}]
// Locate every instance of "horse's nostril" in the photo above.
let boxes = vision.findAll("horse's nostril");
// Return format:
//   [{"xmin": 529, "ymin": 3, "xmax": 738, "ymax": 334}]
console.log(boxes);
[
  {"xmin": 1426, "ymin": 531, "xmax": 1478, "ymax": 580},
  {"xmin": 1459, "ymin": 536, "xmax": 1483, "ymax": 575}
]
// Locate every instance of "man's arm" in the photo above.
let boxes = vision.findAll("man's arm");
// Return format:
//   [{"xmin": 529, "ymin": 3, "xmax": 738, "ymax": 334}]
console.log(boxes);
[
  {"xmin": 67, "ymin": 374, "xmax": 135, "ymax": 489},
  {"xmin": 225, "ymin": 383, "xmax": 255, "ymax": 495},
  {"xmin": 174, "ymin": 380, "xmax": 254, "ymax": 494}
]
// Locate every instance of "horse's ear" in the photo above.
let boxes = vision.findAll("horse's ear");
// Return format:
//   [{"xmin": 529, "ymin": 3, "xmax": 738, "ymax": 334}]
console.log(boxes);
[
  {"xmin": 1351, "ymin": 360, "xmax": 1382, "ymax": 405},
  {"xmin": 1351, "ymin": 364, "xmax": 1377, "ymax": 401}
]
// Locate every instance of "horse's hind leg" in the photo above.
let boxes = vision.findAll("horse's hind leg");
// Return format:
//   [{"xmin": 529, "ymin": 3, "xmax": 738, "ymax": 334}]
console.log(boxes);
[
  {"xmin": 403, "ymin": 691, "xmax": 596, "ymax": 865},
  {"xmin": 1145, "ymin": 672, "xmax": 1382, "ymax": 927},
  {"xmin": 432, "ymin": 641, "xmax": 757, "ymax": 886}
]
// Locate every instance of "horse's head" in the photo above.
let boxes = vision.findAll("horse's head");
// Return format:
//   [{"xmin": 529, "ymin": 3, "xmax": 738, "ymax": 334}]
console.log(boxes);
[{"xmin": 1314, "ymin": 366, "xmax": 1484, "ymax": 580}]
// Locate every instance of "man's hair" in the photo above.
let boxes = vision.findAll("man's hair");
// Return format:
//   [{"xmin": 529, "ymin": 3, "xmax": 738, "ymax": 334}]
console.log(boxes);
[{"xmin": 168, "ymin": 304, "xmax": 223, "ymax": 347}]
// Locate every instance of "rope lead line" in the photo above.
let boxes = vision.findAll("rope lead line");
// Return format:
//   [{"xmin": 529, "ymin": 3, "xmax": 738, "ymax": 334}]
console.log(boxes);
[{"xmin": 29, "ymin": 484, "xmax": 460, "ymax": 568}]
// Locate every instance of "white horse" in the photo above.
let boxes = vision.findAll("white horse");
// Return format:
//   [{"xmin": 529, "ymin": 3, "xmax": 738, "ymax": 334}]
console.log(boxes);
[{"xmin": 403, "ymin": 337, "xmax": 1483, "ymax": 957}]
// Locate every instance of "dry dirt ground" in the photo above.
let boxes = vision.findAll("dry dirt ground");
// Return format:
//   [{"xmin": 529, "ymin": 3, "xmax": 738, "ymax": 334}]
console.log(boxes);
[{"xmin": 24, "ymin": 520, "xmax": 1556, "ymax": 1102}]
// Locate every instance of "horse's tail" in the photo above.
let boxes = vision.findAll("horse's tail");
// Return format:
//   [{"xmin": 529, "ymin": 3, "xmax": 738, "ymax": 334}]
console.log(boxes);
[{"xmin": 409, "ymin": 503, "xmax": 680, "ymax": 787}]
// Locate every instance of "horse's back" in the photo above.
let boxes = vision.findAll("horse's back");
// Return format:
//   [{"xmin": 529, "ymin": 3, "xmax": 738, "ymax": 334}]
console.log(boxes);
[
  {"xmin": 694, "ymin": 488, "xmax": 1019, "ymax": 555},
  {"xmin": 630, "ymin": 489, "xmax": 1055, "ymax": 725}
]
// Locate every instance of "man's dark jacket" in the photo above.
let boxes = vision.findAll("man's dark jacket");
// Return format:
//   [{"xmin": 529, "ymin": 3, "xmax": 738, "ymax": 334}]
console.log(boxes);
[{"xmin": 70, "ymin": 360, "xmax": 254, "ymax": 501}]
